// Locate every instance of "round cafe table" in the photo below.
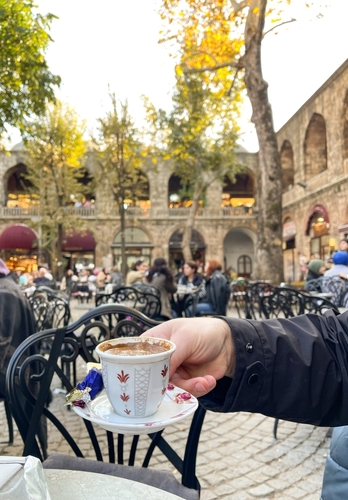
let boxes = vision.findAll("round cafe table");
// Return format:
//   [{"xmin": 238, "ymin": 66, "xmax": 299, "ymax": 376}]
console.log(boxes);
[{"xmin": 45, "ymin": 469, "xmax": 185, "ymax": 500}]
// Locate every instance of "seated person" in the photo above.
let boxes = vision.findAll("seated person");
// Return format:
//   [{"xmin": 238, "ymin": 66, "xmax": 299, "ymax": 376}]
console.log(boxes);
[
  {"xmin": 324, "ymin": 251, "xmax": 348, "ymax": 277},
  {"xmin": 126, "ymin": 260, "xmax": 148, "ymax": 286},
  {"xmin": 145, "ymin": 258, "xmax": 177, "ymax": 320},
  {"xmin": 33, "ymin": 267, "xmax": 52, "ymax": 287},
  {"xmin": 306, "ymin": 259, "xmax": 326, "ymax": 281},
  {"xmin": 195, "ymin": 259, "xmax": 230, "ymax": 316},
  {"xmin": 178, "ymin": 260, "xmax": 204, "ymax": 289},
  {"xmin": 0, "ymin": 258, "xmax": 36, "ymax": 417}
]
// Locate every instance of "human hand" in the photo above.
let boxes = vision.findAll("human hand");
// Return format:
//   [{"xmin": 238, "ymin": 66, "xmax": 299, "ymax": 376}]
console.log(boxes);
[{"xmin": 142, "ymin": 318, "xmax": 235, "ymax": 397}]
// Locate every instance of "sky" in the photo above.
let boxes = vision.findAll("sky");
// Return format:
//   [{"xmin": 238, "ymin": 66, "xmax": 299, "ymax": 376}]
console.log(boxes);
[{"xmin": 8, "ymin": 0, "xmax": 348, "ymax": 152}]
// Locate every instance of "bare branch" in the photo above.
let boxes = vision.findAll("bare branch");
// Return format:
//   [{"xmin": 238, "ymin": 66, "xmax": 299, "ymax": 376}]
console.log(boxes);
[
  {"xmin": 263, "ymin": 18, "xmax": 296, "ymax": 37},
  {"xmin": 227, "ymin": 68, "xmax": 241, "ymax": 97},
  {"xmin": 230, "ymin": 0, "xmax": 250, "ymax": 14},
  {"xmin": 183, "ymin": 59, "xmax": 244, "ymax": 74}
]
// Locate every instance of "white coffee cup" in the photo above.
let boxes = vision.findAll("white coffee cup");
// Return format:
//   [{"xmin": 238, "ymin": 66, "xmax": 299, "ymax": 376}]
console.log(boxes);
[{"xmin": 95, "ymin": 337, "xmax": 176, "ymax": 418}]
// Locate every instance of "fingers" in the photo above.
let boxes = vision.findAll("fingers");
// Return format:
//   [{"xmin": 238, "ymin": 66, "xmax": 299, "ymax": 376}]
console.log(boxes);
[{"xmin": 170, "ymin": 373, "xmax": 217, "ymax": 397}]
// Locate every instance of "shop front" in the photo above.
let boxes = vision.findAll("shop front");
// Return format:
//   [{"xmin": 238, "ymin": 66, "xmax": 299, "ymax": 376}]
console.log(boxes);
[
  {"xmin": 169, "ymin": 229, "xmax": 206, "ymax": 270},
  {"xmin": 112, "ymin": 227, "xmax": 153, "ymax": 271},
  {"xmin": 0, "ymin": 224, "xmax": 38, "ymax": 272},
  {"xmin": 305, "ymin": 205, "xmax": 334, "ymax": 262},
  {"xmin": 282, "ymin": 217, "xmax": 297, "ymax": 282},
  {"xmin": 62, "ymin": 230, "xmax": 96, "ymax": 271}
]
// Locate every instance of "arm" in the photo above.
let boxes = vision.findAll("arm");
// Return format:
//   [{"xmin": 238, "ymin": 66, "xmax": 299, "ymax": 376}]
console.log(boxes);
[{"xmin": 144, "ymin": 310, "xmax": 348, "ymax": 427}]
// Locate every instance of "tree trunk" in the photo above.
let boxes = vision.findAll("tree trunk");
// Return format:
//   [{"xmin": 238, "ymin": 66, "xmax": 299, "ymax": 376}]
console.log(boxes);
[
  {"xmin": 243, "ymin": 0, "xmax": 284, "ymax": 284},
  {"xmin": 119, "ymin": 196, "xmax": 127, "ymax": 279},
  {"xmin": 57, "ymin": 222, "xmax": 63, "ymax": 280},
  {"xmin": 181, "ymin": 182, "xmax": 202, "ymax": 262}
]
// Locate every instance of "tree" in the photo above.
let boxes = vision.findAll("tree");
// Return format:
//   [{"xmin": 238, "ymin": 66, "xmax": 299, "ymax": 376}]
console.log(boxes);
[
  {"xmin": 157, "ymin": 0, "xmax": 318, "ymax": 282},
  {"xmin": 94, "ymin": 95, "xmax": 148, "ymax": 278},
  {"xmin": 22, "ymin": 101, "xmax": 87, "ymax": 277},
  {"xmin": 0, "ymin": 0, "xmax": 60, "ymax": 138},
  {"xmin": 144, "ymin": 72, "xmax": 242, "ymax": 262}
]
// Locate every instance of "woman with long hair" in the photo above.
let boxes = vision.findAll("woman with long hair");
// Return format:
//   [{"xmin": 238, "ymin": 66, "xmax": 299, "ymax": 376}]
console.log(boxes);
[
  {"xmin": 126, "ymin": 260, "xmax": 148, "ymax": 286},
  {"xmin": 145, "ymin": 257, "xmax": 177, "ymax": 320},
  {"xmin": 195, "ymin": 259, "xmax": 230, "ymax": 316}
]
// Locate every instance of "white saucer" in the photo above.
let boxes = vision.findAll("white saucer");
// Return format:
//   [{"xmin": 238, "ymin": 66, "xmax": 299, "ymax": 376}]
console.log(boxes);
[{"xmin": 73, "ymin": 386, "xmax": 199, "ymax": 435}]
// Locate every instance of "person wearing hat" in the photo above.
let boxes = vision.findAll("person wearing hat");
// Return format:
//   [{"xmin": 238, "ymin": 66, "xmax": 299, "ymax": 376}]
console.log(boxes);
[
  {"xmin": 324, "ymin": 251, "xmax": 348, "ymax": 277},
  {"xmin": 306, "ymin": 259, "xmax": 326, "ymax": 281}
]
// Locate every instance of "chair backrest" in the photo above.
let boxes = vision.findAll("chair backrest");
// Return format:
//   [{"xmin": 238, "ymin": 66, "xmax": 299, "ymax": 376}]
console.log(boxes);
[
  {"xmin": 244, "ymin": 282, "xmax": 274, "ymax": 319},
  {"xmin": 261, "ymin": 286, "xmax": 340, "ymax": 319},
  {"xmin": 96, "ymin": 286, "xmax": 162, "ymax": 319},
  {"xmin": 317, "ymin": 276, "xmax": 346, "ymax": 307},
  {"xmin": 260, "ymin": 286, "xmax": 304, "ymax": 318},
  {"xmin": 6, "ymin": 304, "xmax": 206, "ymax": 493},
  {"xmin": 29, "ymin": 288, "xmax": 71, "ymax": 329}
]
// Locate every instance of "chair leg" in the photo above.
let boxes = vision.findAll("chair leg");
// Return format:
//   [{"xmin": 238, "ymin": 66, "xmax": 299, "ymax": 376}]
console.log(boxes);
[
  {"xmin": 4, "ymin": 400, "xmax": 14, "ymax": 444},
  {"xmin": 273, "ymin": 418, "xmax": 279, "ymax": 440}
]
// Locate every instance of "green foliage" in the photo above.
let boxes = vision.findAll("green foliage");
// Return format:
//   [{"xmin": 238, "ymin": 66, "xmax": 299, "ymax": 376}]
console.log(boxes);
[
  {"xmin": 94, "ymin": 94, "xmax": 147, "ymax": 204},
  {"xmin": 144, "ymin": 73, "xmax": 243, "ymax": 192},
  {"xmin": 0, "ymin": 0, "xmax": 60, "ymax": 136},
  {"xmin": 22, "ymin": 101, "xmax": 87, "ymax": 241}
]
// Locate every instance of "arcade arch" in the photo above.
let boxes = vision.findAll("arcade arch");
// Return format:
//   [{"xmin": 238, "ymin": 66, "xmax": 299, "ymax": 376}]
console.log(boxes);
[
  {"xmin": 168, "ymin": 228, "xmax": 205, "ymax": 269},
  {"xmin": 221, "ymin": 172, "xmax": 255, "ymax": 210},
  {"xmin": 280, "ymin": 140, "xmax": 295, "ymax": 191},
  {"xmin": 223, "ymin": 227, "xmax": 256, "ymax": 279},
  {"xmin": 304, "ymin": 113, "xmax": 327, "ymax": 180}
]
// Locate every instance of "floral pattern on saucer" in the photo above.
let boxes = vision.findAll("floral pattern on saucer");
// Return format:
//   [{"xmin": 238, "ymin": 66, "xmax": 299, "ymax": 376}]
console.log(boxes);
[{"xmin": 72, "ymin": 385, "xmax": 198, "ymax": 435}]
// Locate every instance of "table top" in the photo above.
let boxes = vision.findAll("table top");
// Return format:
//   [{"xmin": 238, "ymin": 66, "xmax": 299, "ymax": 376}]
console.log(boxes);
[{"xmin": 45, "ymin": 469, "xmax": 184, "ymax": 500}]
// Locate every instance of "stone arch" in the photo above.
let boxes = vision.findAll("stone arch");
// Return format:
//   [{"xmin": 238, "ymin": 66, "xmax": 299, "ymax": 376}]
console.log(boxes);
[
  {"xmin": 223, "ymin": 227, "xmax": 256, "ymax": 278},
  {"xmin": 168, "ymin": 174, "xmax": 193, "ymax": 207},
  {"xmin": 304, "ymin": 113, "xmax": 327, "ymax": 180},
  {"xmin": 221, "ymin": 171, "xmax": 256, "ymax": 212},
  {"xmin": 280, "ymin": 140, "xmax": 295, "ymax": 191},
  {"xmin": 168, "ymin": 228, "xmax": 206, "ymax": 268},
  {"xmin": 3, "ymin": 162, "xmax": 34, "ymax": 208},
  {"xmin": 342, "ymin": 89, "xmax": 348, "ymax": 160}
]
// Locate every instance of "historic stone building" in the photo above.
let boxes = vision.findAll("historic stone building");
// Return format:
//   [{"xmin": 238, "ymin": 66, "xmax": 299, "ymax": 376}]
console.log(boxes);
[
  {"xmin": 1, "ymin": 57, "xmax": 348, "ymax": 280},
  {"xmin": 0, "ymin": 145, "xmax": 258, "ymax": 276},
  {"xmin": 279, "ymin": 58, "xmax": 348, "ymax": 281}
]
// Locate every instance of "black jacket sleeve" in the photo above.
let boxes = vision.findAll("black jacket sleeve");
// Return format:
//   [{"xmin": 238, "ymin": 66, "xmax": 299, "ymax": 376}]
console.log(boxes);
[{"xmin": 200, "ymin": 309, "xmax": 348, "ymax": 427}]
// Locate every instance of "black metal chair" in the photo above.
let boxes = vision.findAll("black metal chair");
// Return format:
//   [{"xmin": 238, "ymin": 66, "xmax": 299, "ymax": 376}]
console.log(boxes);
[
  {"xmin": 231, "ymin": 282, "xmax": 248, "ymax": 318},
  {"xmin": 96, "ymin": 286, "xmax": 162, "ymax": 320},
  {"xmin": 244, "ymin": 282, "xmax": 274, "ymax": 319},
  {"xmin": 0, "ymin": 392, "xmax": 13, "ymax": 444},
  {"xmin": 305, "ymin": 276, "xmax": 347, "ymax": 308},
  {"xmin": 6, "ymin": 304, "xmax": 205, "ymax": 500}
]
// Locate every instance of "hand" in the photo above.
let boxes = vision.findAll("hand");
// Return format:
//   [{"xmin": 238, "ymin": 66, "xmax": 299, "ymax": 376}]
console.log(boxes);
[{"xmin": 142, "ymin": 318, "xmax": 235, "ymax": 397}]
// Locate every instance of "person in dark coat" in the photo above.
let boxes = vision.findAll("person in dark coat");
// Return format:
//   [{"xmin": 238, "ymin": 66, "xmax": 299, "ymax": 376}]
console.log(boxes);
[
  {"xmin": 0, "ymin": 258, "xmax": 36, "ymax": 418},
  {"xmin": 144, "ymin": 309, "xmax": 348, "ymax": 500},
  {"xmin": 145, "ymin": 258, "xmax": 177, "ymax": 320},
  {"xmin": 195, "ymin": 259, "xmax": 230, "ymax": 316}
]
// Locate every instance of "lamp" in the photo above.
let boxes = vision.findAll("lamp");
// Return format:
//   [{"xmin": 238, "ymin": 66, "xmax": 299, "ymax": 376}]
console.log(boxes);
[{"xmin": 297, "ymin": 182, "xmax": 307, "ymax": 188}]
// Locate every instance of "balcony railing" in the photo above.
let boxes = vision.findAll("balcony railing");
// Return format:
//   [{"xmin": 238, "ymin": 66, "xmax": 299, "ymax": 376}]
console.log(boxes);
[
  {"xmin": 0, "ymin": 206, "xmax": 97, "ymax": 218},
  {"xmin": 168, "ymin": 207, "xmax": 255, "ymax": 217},
  {"xmin": 0, "ymin": 205, "xmax": 255, "ymax": 219}
]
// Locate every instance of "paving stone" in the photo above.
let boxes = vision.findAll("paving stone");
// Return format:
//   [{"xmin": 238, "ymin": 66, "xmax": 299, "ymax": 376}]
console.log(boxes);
[{"xmin": 248, "ymin": 484, "xmax": 275, "ymax": 497}]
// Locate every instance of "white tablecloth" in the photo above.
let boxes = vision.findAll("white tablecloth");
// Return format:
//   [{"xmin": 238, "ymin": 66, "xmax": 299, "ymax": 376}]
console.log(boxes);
[{"xmin": 45, "ymin": 469, "xmax": 184, "ymax": 500}]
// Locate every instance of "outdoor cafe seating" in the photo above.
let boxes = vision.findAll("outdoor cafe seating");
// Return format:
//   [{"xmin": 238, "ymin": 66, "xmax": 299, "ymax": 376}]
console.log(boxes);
[
  {"xmin": 5, "ymin": 304, "xmax": 206, "ymax": 500},
  {"xmin": 95, "ymin": 285, "xmax": 162, "ymax": 320}
]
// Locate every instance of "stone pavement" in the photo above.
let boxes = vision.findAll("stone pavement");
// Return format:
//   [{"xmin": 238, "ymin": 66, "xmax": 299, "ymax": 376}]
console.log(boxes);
[{"xmin": 0, "ymin": 300, "xmax": 330, "ymax": 499}]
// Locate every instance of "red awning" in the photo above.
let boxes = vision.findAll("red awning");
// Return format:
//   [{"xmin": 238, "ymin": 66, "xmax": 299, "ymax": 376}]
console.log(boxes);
[
  {"xmin": 0, "ymin": 225, "xmax": 38, "ymax": 250},
  {"xmin": 62, "ymin": 230, "xmax": 95, "ymax": 252}
]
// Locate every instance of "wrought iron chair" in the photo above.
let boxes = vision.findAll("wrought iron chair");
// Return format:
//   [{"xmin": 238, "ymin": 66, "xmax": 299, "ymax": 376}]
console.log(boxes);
[
  {"xmin": 230, "ymin": 282, "xmax": 248, "ymax": 318},
  {"xmin": 6, "ymin": 304, "xmax": 205, "ymax": 500},
  {"xmin": 95, "ymin": 286, "xmax": 162, "ymax": 320},
  {"xmin": 244, "ymin": 282, "xmax": 274, "ymax": 319},
  {"xmin": 260, "ymin": 286, "xmax": 303, "ymax": 319}
]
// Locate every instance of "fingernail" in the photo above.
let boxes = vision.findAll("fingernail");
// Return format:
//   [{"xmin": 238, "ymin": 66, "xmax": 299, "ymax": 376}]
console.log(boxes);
[{"xmin": 194, "ymin": 382, "xmax": 206, "ymax": 393}]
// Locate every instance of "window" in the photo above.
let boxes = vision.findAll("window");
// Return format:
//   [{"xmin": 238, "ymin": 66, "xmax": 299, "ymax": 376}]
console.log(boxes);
[{"xmin": 237, "ymin": 255, "xmax": 252, "ymax": 277}]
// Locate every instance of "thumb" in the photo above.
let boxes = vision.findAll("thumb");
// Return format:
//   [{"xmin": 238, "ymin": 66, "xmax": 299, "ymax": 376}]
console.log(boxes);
[{"xmin": 170, "ymin": 373, "xmax": 217, "ymax": 397}]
